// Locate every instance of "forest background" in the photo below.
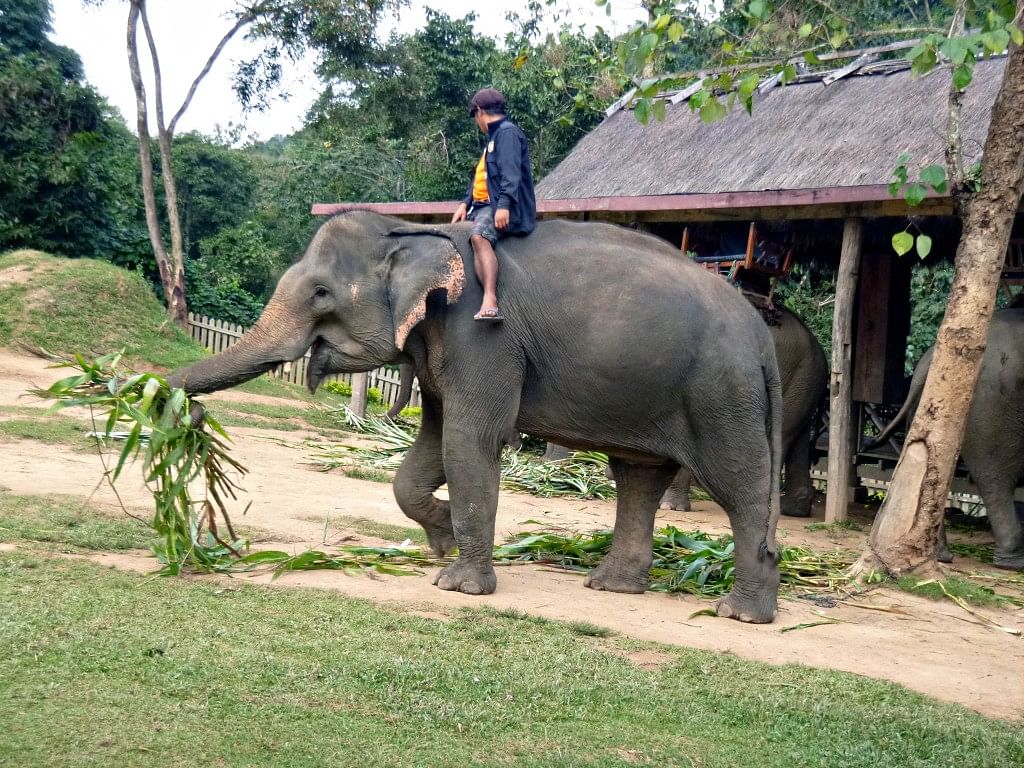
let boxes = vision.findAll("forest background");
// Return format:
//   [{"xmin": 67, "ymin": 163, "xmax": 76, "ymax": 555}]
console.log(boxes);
[{"xmin": 1, "ymin": 0, "xmax": 961, "ymax": 371}]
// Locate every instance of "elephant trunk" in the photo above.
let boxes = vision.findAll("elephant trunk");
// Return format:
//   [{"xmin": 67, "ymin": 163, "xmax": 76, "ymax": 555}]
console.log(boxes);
[
  {"xmin": 167, "ymin": 299, "xmax": 311, "ymax": 395},
  {"xmin": 385, "ymin": 363, "xmax": 415, "ymax": 419}
]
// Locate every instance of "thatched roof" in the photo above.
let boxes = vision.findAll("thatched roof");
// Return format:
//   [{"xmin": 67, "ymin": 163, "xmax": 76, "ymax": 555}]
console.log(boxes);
[{"xmin": 537, "ymin": 57, "xmax": 1005, "ymax": 200}]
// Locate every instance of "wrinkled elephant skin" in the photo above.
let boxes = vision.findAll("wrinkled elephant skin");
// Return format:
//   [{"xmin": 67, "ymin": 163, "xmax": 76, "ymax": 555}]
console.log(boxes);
[
  {"xmin": 167, "ymin": 211, "xmax": 784, "ymax": 622},
  {"xmin": 555, "ymin": 305, "xmax": 827, "ymax": 518}
]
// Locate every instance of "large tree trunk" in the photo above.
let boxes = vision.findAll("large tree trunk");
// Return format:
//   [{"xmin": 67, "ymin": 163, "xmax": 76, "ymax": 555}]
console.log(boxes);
[
  {"xmin": 126, "ymin": 1, "xmax": 183, "ymax": 324},
  {"xmin": 126, "ymin": 0, "xmax": 251, "ymax": 329},
  {"xmin": 137, "ymin": 0, "xmax": 188, "ymax": 328},
  {"xmin": 852, "ymin": 33, "xmax": 1024, "ymax": 578}
]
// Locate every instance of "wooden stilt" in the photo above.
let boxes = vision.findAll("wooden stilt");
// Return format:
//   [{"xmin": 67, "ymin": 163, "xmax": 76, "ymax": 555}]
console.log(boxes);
[
  {"xmin": 825, "ymin": 218, "xmax": 863, "ymax": 523},
  {"xmin": 351, "ymin": 372, "xmax": 369, "ymax": 419}
]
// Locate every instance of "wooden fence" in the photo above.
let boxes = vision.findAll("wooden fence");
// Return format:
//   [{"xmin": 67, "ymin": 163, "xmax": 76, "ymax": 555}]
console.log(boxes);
[{"xmin": 187, "ymin": 313, "xmax": 421, "ymax": 411}]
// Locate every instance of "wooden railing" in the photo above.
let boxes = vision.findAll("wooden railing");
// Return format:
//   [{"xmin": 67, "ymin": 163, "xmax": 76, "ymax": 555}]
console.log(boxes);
[{"xmin": 186, "ymin": 312, "xmax": 421, "ymax": 413}]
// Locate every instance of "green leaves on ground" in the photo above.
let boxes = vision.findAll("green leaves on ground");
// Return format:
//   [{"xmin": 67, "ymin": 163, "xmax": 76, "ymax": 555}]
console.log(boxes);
[{"xmin": 310, "ymin": 405, "xmax": 617, "ymax": 500}]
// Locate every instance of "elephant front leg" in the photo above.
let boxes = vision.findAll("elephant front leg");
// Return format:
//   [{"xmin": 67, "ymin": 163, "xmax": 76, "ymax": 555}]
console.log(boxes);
[
  {"xmin": 432, "ymin": 421, "xmax": 506, "ymax": 595},
  {"xmin": 587, "ymin": 459, "xmax": 679, "ymax": 593},
  {"xmin": 393, "ymin": 399, "xmax": 454, "ymax": 557}
]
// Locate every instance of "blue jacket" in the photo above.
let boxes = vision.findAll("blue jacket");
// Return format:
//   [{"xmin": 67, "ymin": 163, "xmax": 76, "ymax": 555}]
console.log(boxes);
[{"xmin": 464, "ymin": 118, "xmax": 536, "ymax": 235}]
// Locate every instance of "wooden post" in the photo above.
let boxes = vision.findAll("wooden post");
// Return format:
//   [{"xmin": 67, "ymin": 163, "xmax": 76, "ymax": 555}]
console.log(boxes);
[
  {"xmin": 350, "ymin": 372, "xmax": 369, "ymax": 419},
  {"xmin": 825, "ymin": 217, "xmax": 863, "ymax": 523}
]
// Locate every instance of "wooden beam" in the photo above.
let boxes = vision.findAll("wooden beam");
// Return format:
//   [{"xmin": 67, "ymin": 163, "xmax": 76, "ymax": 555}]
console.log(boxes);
[
  {"xmin": 312, "ymin": 185, "xmax": 953, "ymax": 221},
  {"xmin": 825, "ymin": 218, "xmax": 864, "ymax": 523},
  {"xmin": 350, "ymin": 372, "xmax": 369, "ymax": 420}
]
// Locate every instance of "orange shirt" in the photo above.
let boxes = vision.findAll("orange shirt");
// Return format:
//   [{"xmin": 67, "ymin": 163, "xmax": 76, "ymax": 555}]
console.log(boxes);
[{"xmin": 472, "ymin": 151, "xmax": 489, "ymax": 202}]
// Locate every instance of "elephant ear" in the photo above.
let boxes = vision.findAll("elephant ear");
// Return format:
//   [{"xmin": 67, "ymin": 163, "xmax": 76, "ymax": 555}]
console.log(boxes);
[{"xmin": 385, "ymin": 226, "xmax": 466, "ymax": 350}]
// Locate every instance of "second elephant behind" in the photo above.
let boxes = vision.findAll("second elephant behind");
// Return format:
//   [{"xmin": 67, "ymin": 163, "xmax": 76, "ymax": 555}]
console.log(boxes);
[{"xmin": 546, "ymin": 305, "xmax": 828, "ymax": 517}]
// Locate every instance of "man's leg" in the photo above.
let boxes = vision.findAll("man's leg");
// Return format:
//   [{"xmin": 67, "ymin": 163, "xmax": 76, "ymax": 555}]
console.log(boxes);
[{"xmin": 471, "ymin": 234, "xmax": 500, "ymax": 318}]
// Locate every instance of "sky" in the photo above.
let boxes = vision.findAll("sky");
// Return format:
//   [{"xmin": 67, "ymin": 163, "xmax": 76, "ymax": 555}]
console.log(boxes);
[{"xmin": 49, "ymin": 0, "xmax": 652, "ymax": 143}]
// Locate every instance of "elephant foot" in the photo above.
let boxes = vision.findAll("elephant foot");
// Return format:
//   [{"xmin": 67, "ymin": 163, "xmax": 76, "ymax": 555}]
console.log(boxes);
[
  {"xmin": 659, "ymin": 495, "xmax": 691, "ymax": 512},
  {"xmin": 422, "ymin": 521, "xmax": 456, "ymax": 558},
  {"xmin": 584, "ymin": 556, "xmax": 650, "ymax": 594},
  {"xmin": 715, "ymin": 590, "xmax": 778, "ymax": 624},
  {"xmin": 780, "ymin": 494, "xmax": 813, "ymax": 518},
  {"xmin": 936, "ymin": 544, "xmax": 954, "ymax": 564},
  {"xmin": 432, "ymin": 557, "xmax": 497, "ymax": 595},
  {"xmin": 993, "ymin": 551, "xmax": 1024, "ymax": 571}
]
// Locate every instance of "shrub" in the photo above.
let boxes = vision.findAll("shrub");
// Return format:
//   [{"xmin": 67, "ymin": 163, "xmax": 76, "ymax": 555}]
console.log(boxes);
[
  {"xmin": 367, "ymin": 387, "xmax": 383, "ymax": 405},
  {"xmin": 323, "ymin": 380, "xmax": 352, "ymax": 397}
]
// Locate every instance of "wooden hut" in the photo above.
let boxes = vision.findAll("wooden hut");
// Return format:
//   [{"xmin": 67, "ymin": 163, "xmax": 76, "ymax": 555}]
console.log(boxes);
[{"xmin": 313, "ymin": 53, "xmax": 1023, "ymax": 519}]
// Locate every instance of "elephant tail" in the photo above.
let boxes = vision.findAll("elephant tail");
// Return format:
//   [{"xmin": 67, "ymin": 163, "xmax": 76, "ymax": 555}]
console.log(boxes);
[
  {"xmin": 864, "ymin": 350, "xmax": 932, "ymax": 451},
  {"xmin": 764, "ymin": 350, "xmax": 784, "ymax": 559},
  {"xmin": 386, "ymin": 363, "xmax": 415, "ymax": 419}
]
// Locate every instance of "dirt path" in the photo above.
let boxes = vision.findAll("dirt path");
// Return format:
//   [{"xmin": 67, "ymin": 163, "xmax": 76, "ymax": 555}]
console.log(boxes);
[{"xmin": 1, "ymin": 348, "xmax": 1022, "ymax": 721}]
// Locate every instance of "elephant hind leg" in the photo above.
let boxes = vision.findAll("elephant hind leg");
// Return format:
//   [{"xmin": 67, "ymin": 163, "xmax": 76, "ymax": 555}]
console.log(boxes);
[
  {"xmin": 660, "ymin": 468, "xmax": 692, "ymax": 511},
  {"xmin": 393, "ymin": 399, "xmax": 454, "ymax": 557},
  {"xmin": 585, "ymin": 459, "xmax": 679, "ymax": 593},
  {"xmin": 693, "ymin": 445, "xmax": 780, "ymax": 623},
  {"xmin": 974, "ymin": 474, "xmax": 1024, "ymax": 570}
]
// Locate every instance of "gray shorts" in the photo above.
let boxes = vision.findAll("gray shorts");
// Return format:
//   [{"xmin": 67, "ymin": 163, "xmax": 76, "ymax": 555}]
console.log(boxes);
[{"xmin": 467, "ymin": 205, "xmax": 500, "ymax": 245}]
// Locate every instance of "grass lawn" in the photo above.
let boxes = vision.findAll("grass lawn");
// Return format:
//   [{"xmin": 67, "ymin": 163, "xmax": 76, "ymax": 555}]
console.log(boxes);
[
  {"xmin": 0, "ymin": 489, "xmax": 1021, "ymax": 768},
  {"xmin": 0, "ymin": 250, "xmax": 311, "ymax": 402}
]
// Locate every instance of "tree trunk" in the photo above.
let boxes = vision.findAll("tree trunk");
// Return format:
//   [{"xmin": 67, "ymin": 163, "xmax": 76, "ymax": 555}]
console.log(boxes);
[
  {"xmin": 126, "ymin": 0, "xmax": 252, "ymax": 329},
  {"xmin": 127, "ymin": 1, "xmax": 180, "ymax": 322},
  {"xmin": 137, "ymin": 0, "xmax": 188, "ymax": 328},
  {"xmin": 852, "ymin": 33, "xmax": 1024, "ymax": 579}
]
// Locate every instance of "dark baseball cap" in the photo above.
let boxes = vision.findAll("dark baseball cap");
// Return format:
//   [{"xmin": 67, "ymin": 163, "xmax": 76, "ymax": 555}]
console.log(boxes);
[{"xmin": 469, "ymin": 88, "xmax": 507, "ymax": 116}]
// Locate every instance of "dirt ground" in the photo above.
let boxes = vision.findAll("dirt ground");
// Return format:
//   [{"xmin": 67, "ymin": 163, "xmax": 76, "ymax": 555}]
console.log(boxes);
[{"xmin": 1, "ymin": 348, "xmax": 1022, "ymax": 721}]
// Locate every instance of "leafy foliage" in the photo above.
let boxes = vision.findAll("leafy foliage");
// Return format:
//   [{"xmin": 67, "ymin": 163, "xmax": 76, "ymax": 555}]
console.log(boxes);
[
  {"xmin": 0, "ymin": 0, "xmax": 148, "ymax": 265},
  {"xmin": 35, "ymin": 352, "xmax": 247, "ymax": 575}
]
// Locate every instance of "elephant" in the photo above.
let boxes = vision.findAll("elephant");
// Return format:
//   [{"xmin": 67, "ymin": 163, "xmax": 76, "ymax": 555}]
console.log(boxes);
[
  {"xmin": 870, "ymin": 306, "xmax": 1024, "ymax": 570},
  {"xmin": 546, "ymin": 305, "xmax": 828, "ymax": 517},
  {"xmin": 168, "ymin": 210, "xmax": 784, "ymax": 622}
]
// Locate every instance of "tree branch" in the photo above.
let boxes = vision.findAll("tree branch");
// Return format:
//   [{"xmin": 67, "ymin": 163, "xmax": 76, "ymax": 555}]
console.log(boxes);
[
  {"xmin": 138, "ymin": 0, "xmax": 166, "ymax": 135},
  {"xmin": 169, "ymin": 11, "xmax": 257, "ymax": 135},
  {"xmin": 944, "ymin": 0, "xmax": 968, "ymax": 208}
]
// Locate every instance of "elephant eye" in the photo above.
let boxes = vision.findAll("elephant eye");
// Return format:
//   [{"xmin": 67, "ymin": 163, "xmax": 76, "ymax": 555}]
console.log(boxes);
[{"xmin": 312, "ymin": 286, "xmax": 330, "ymax": 299}]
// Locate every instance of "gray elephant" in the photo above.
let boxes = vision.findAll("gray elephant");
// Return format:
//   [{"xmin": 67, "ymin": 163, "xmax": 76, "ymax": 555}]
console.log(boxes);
[
  {"xmin": 547, "ymin": 305, "xmax": 828, "ymax": 517},
  {"xmin": 168, "ymin": 211, "xmax": 783, "ymax": 622},
  {"xmin": 871, "ymin": 306, "xmax": 1024, "ymax": 570}
]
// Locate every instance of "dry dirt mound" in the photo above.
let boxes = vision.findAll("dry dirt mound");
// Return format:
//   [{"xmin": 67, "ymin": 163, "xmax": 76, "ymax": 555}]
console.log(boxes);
[{"xmin": 1, "ymin": 347, "xmax": 1022, "ymax": 721}]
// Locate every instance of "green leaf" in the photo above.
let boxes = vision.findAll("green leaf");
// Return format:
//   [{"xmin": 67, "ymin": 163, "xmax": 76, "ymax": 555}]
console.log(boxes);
[
  {"xmin": 981, "ymin": 29, "xmax": 1010, "ymax": 53},
  {"xmin": 920, "ymin": 164, "xmax": 946, "ymax": 191},
  {"xmin": 698, "ymin": 97, "xmax": 727, "ymax": 124},
  {"xmin": 892, "ymin": 231, "xmax": 914, "ymax": 256},
  {"xmin": 688, "ymin": 608, "xmax": 719, "ymax": 619},
  {"xmin": 654, "ymin": 14, "xmax": 671, "ymax": 31},
  {"xmin": 915, "ymin": 234, "xmax": 933, "ymax": 259},
  {"xmin": 1009, "ymin": 24, "xmax": 1024, "ymax": 46},
  {"xmin": 747, "ymin": 0, "xmax": 766, "ymax": 21},
  {"xmin": 668, "ymin": 22, "xmax": 684, "ymax": 43},
  {"xmin": 904, "ymin": 183, "xmax": 927, "ymax": 207},
  {"xmin": 634, "ymin": 98, "xmax": 651, "ymax": 124},
  {"xmin": 651, "ymin": 99, "xmax": 666, "ymax": 122},
  {"xmin": 803, "ymin": 50, "xmax": 821, "ymax": 66},
  {"xmin": 552, "ymin": 77, "xmax": 565, "ymax": 90},
  {"xmin": 738, "ymin": 73, "xmax": 760, "ymax": 99},
  {"xmin": 953, "ymin": 64, "xmax": 973, "ymax": 90},
  {"xmin": 798, "ymin": 23, "xmax": 812, "ymax": 38}
]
